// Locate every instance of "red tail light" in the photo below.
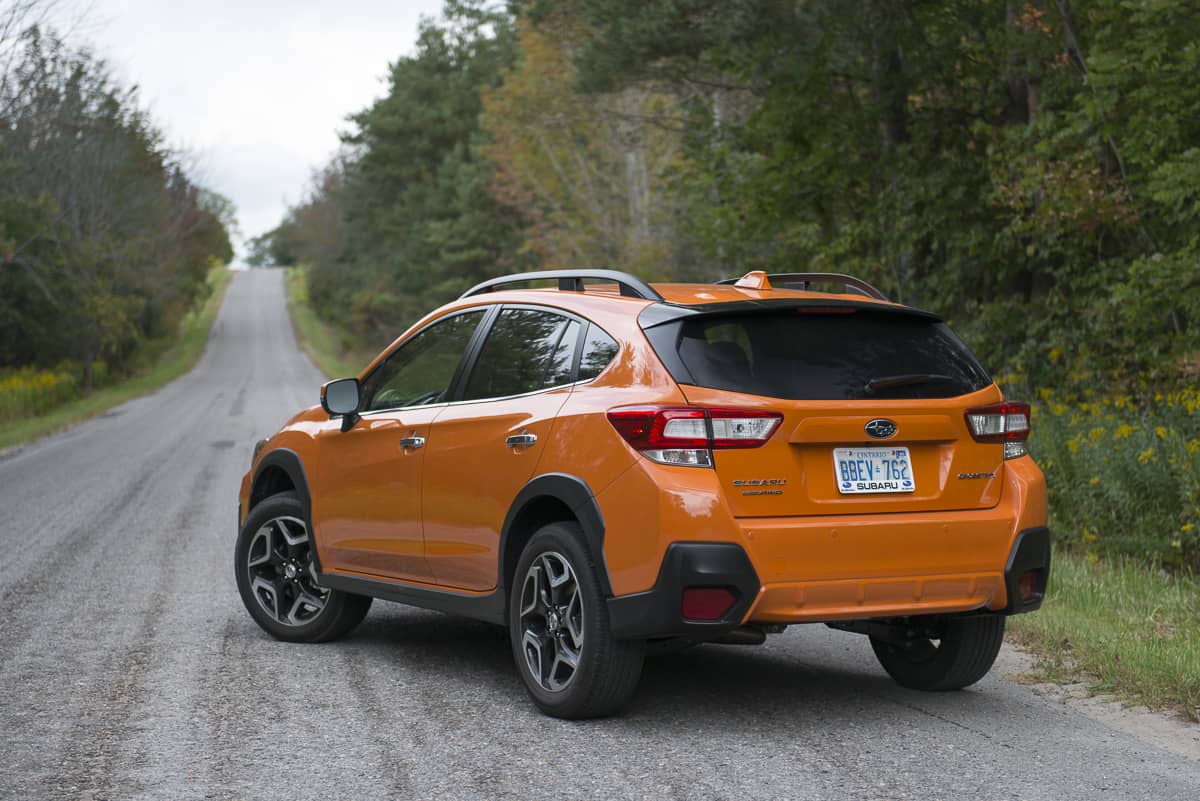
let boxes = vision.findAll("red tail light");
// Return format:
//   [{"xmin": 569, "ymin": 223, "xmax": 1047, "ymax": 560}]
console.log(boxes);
[
  {"xmin": 965, "ymin": 401, "xmax": 1031, "ymax": 459},
  {"xmin": 607, "ymin": 406, "xmax": 782, "ymax": 467}
]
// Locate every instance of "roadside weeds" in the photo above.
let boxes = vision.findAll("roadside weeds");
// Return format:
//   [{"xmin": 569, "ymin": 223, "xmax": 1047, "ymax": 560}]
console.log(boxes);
[
  {"xmin": 282, "ymin": 265, "xmax": 374, "ymax": 380},
  {"xmin": 1007, "ymin": 550, "xmax": 1200, "ymax": 723},
  {"xmin": 0, "ymin": 267, "xmax": 233, "ymax": 453}
]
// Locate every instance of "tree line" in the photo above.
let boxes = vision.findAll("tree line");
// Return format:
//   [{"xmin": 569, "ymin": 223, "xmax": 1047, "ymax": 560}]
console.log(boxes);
[
  {"xmin": 255, "ymin": 0, "xmax": 1199, "ymax": 395},
  {"xmin": 0, "ymin": 6, "xmax": 234, "ymax": 386}
]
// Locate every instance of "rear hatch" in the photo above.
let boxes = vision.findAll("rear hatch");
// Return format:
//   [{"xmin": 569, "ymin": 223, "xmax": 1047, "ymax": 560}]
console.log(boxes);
[{"xmin": 642, "ymin": 303, "xmax": 1006, "ymax": 517}]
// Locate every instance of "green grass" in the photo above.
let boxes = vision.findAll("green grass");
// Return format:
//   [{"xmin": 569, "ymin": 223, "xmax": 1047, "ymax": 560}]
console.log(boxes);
[
  {"xmin": 282, "ymin": 266, "xmax": 374, "ymax": 379},
  {"xmin": 0, "ymin": 267, "xmax": 233, "ymax": 452},
  {"xmin": 1008, "ymin": 551, "xmax": 1200, "ymax": 721}
]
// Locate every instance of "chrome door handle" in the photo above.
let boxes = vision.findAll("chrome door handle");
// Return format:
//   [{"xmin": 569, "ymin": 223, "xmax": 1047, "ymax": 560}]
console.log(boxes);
[
  {"xmin": 399, "ymin": 435, "xmax": 425, "ymax": 450},
  {"xmin": 506, "ymin": 433, "xmax": 537, "ymax": 448}
]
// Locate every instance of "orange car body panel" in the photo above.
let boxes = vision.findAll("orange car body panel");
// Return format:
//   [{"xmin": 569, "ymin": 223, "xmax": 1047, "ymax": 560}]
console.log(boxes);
[{"xmin": 239, "ymin": 282, "xmax": 1047, "ymax": 627}]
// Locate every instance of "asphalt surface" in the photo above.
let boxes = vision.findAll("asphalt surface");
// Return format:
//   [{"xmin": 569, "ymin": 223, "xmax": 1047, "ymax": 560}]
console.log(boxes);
[{"xmin": 1, "ymin": 269, "xmax": 1198, "ymax": 801}]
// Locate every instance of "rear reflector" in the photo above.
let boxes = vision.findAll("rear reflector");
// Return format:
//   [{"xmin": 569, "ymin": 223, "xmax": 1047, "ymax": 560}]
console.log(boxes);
[
  {"xmin": 965, "ymin": 401, "xmax": 1031, "ymax": 459},
  {"xmin": 1017, "ymin": 570, "xmax": 1043, "ymax": 603},
  {"xmin": 607, "ymin": 406, "xmax": 782, "ymax": 467},
  {"xmin": 681, "ymin": 587, "xmax": 737, "ymax": 621}
]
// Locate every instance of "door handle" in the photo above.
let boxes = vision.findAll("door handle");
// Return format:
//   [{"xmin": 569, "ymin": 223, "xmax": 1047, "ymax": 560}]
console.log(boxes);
[
  {"xmin": 506, "ymin": 433, "xmax": 537, "ymax": 449},
  {"xmin": 399, "ymin": 435, "xmax": 425, "ymax": 450}
]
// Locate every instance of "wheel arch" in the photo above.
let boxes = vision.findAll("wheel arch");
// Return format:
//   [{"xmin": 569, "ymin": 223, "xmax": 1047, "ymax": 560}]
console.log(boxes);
[
  {"xmin": 249, "ymin": 449, "xmax": 320, "ymax": 572},
  {"xmin": 249, "ymin": 448, "xmax": 312, "ymax": 513},
  {"xmin": 499, "ymin": 473, "xmax": 611, "ymax": 600}
]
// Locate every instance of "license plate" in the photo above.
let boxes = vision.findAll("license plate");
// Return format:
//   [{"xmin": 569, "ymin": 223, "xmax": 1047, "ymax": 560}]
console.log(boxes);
[{"xmin": 833, "ymin": 447, "xmax": 915, "ymax": 494}]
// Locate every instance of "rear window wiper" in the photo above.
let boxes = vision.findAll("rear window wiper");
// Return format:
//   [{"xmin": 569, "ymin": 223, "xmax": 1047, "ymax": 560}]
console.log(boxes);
[{"xmin": 864, "ymin": 373, "xmax": 957, "ymax": 396}]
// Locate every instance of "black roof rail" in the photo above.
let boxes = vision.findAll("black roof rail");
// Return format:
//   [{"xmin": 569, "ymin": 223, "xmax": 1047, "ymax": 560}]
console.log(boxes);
[
  {"xmin": 716, "ymin": 272, "xmax": 888, "ymax": 301},
  {"xmin": 460, "ymin": 269, "xmax": 664, "ymax": 302}
]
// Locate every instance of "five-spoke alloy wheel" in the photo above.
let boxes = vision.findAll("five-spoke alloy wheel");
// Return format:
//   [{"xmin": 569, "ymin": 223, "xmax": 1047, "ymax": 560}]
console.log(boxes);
[
  {"xmin": 245, "ymin": 515, "xmax": 329, "ymax": 626},
  {"xmin": 519, "ymin": 551, "xmax": 585, "ymax": 692},
  {"xmin": 235, "ymin": 491, "xmax": 371, "ymax": 643}
]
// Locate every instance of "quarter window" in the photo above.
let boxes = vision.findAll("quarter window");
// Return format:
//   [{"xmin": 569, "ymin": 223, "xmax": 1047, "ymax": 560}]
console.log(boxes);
[
  {"xmin": 578, "ymin": 324, "xmax": 619, "ymax": 381},
  {"xmin": 360, "ymin": 310, "xmax": 485, "ymax": 412},
  {"xmin": 463, "ymin": 309, "xmax": 580, "ymax": 400}
]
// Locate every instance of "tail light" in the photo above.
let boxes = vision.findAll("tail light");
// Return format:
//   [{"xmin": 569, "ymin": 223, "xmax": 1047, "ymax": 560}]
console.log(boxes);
[
  {"xmin": 606, "ymin": 406, "xmax": 782, "ymax": 467},
  {"xmin": 965, "ymin": 401, "xmax": 1031, "ymax": 459}
]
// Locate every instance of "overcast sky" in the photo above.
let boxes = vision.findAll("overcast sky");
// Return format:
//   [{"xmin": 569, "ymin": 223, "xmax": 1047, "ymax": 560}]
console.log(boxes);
[{"xmin": 61, "ymin": 0, "xmax": 445, "ymax": 260}]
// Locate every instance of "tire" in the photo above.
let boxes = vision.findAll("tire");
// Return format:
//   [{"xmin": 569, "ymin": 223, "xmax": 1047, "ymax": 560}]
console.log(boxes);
[
  {"xmin": 870, "ymin": 615, "xmax": 1005, "ymax": 691},
  {"xmin": 234, "ymin": 491, "xmax": 371, "ymax": 643},
  {"xmin": 509, "ymin": 522, "xmax": 644, "ymax": 719}
]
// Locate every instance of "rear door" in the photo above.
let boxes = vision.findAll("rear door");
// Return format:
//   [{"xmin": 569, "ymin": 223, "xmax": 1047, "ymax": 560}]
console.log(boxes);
[
  {"xmin": 421, "ymin": 306, "xmax": 583, "ymax": 590},
  {"xmin": 648, "ymin": 306, "xmax": 1005, "ymax": 518}
]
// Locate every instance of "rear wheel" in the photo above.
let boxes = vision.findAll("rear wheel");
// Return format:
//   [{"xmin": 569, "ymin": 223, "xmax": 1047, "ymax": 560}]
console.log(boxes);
[
  {"xmin": 235, "ymin": 491, "xmax": 371, "ymax": 643},
  {"xmin": 870, "ymin": 615, "xmax": 1005, "ymax": 691},
  {"xmin": 509, "ymin": 522, "xmax": 644, "ymax": 719}
]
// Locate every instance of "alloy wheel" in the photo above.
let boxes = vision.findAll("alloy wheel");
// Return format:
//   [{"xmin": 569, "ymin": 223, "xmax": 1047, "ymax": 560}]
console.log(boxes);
[
  {"xmin": 245, "ymin": 515, "xmax": 329, "ymax": 626},
  {"xmin": 519, "ymin": 551, "xmax": 584, "ymax": 692}
]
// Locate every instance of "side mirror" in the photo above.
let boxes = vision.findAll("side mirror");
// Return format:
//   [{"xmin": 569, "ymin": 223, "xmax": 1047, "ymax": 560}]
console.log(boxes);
[{"xmin": 321, "ymin": 378, "xmax": 360, "ymax": 416}]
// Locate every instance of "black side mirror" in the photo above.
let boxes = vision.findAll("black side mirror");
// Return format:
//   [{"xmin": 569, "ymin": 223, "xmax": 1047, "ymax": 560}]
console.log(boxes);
[{"xmin": 321, "ymin": 378, "xmax": 361, "ymax": 431}]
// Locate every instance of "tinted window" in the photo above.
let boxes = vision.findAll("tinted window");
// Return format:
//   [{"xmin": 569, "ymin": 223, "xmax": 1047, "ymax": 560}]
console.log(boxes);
[
  {"xmin": 360, "ymin": 310, "xmax": 484, "ymax": 411},
  {"xmin": 578, "ymin": 325, "xmax": 619, "ymax": 381},
  {"xmin": 663, "ymin": 310, "xmax": 989, "ymax": 400},
  {"xmin": 463, "ymin": 309, "xmax": 580, "ymax": 400}
]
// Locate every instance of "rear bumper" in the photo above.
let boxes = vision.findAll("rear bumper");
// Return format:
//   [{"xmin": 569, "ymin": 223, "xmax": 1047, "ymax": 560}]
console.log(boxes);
[
  {"xmin": 607, "ymin": 542, "xmax": 760, "ymax": 639},
  {"xmin": 605, "ymin": 527, "xmax": 1051, "ymax": 640}
]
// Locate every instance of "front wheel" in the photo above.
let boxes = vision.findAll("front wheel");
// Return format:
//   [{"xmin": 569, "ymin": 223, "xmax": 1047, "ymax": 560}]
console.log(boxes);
[
  {"xmin": 509, "ymin": 522, "xmax": 644, "ymax": 719},
  {"xmin": 234, "ymin": 491, "xmax": 371, "ymax": 643},
  {"xmin": 870, "ymin": 615, "xmax": 1005, "ymax": 691}
]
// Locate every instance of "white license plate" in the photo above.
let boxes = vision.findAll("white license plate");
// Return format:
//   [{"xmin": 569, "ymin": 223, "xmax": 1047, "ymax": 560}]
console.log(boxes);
[{"xmin": 833, "ymin": 447, "xmax": 915, "ymax": 494}]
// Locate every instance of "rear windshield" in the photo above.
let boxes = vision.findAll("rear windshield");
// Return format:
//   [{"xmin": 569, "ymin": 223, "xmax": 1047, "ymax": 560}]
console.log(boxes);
[{"xmin": 651, "ymin": 309, "xmax": 990, "ymax": 400}]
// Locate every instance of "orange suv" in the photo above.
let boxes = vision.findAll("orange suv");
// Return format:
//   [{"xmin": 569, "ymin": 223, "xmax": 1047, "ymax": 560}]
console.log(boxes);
[{"xmin": 235, "ymin": 269, "xmax": 1049, "ymax": 718}]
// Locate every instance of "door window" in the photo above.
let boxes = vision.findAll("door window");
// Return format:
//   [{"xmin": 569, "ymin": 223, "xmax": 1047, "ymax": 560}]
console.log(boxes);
[
  {"xmin": 463, "ymin": 309, "xmax": 581, "ymax": 400},
  {"xmin": 360, "ymin": 310, "xmax": 485, "ymax": 412}
]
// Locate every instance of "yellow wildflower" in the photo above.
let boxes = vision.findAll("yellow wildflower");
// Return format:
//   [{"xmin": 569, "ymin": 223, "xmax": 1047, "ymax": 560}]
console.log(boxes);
[
  {"xmin": 1082, "ymin": 528, "xmax": 1098, "ymax": 543},
  {"xmin": 1137, "ymin": 448, "xmax": 1155, "ymax": 464},
  {"xmin": 1086, "ymin": 552, "xmax": 1099, "ymax": 564},
  {"xmin": 1155, "ymin": 426, "xmax": 1167, "ymax": 439},
  {"xmin": 1089, "ymin": 476, "xmax": 1101, "ymax": 485}
]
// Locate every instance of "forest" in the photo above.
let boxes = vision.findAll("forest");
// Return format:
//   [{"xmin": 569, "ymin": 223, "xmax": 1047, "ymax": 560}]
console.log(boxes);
[
  {"xmin": 258, "ymin": 0, "xmax": 1199, "ymax": 568},
  {"xmin": 258, "ymin": 0, "xmax": 1197, "ymax": 395},
  {"xmin": 0, "ymin": 7, "xmax": 235, "ymax": 419}
]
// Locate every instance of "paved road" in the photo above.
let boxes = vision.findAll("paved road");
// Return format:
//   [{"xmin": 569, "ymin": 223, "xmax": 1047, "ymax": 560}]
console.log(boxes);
[{"xmin": 1, "ymin": 269, "xmax": 1197, "ymax": 801}]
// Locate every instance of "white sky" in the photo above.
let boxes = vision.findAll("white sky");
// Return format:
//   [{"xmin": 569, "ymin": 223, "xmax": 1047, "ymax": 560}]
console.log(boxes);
[{"xmin": 60, "ymin": 0, "xmax": 445, "ymax": 260}]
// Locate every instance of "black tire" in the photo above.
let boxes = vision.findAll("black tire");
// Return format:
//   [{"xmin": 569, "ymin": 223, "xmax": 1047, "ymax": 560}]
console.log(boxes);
[
  {"xmin": 235, "ymin": 491, "xmax": 371, "ymax": 643},
  {"xmin": 870, "ymin": 615, "xmax": 1005, "ymax": 691},
  {"xmin": 509, "ymin": 522, "xmax": 644, "ymax": 719}
]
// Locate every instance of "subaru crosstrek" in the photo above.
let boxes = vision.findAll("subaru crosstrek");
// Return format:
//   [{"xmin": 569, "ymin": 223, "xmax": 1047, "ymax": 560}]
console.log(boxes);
[{"xmin": 235, "ymin": 269, "xmax": 1049, "ymax": 718}]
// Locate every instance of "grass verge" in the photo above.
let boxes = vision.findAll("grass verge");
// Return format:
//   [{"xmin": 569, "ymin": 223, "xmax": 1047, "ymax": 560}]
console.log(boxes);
[
  {"xmin": 1008, "ymin": 550, "xmax": 1200, "ymax": 721},
  {"xmin": 0, "ymin": 267, "xmax": 233, "ymax": 452},
  {"xmin": 283, "ymin": 266, "xmax": 373, "ymax": 379}
]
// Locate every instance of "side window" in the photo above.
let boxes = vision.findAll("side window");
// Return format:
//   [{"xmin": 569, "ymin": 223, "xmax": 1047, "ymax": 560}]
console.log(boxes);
[
  {"xmin": 360, "ymin": 310, "xmax": 485, "ymax": 412},
  {"xmin": 578, "ymin": 324, "xmax": 619, "ymax": 381},
  {"xmin": 463, "ymin": 309, "xmax": 580, "ymax": 400}
]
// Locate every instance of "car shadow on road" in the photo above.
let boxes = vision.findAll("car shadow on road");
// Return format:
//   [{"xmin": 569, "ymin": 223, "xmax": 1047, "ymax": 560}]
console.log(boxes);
[{"xmin": 338, "ymin": 604, "xmax": 1001, "ymax": 729}]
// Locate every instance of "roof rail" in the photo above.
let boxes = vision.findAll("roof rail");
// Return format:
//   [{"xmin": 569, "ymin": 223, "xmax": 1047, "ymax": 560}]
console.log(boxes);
[
  {"xmin": 460, "ymin": 269, "xmax": 664, "ymax": 301},
  {"xmin": 716, "ymin": 272, "xmax": 888, "ymax": 301}
]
